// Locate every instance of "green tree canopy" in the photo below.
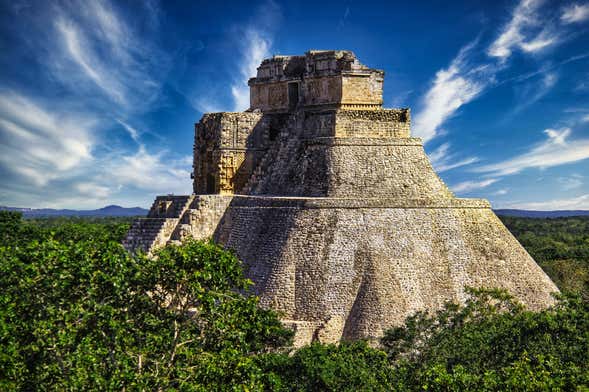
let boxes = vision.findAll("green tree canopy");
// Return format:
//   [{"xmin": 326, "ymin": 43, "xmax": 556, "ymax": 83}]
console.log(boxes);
[{"xmin": 0, "ymin": 236, "xmax": 292, "ymax": 391}]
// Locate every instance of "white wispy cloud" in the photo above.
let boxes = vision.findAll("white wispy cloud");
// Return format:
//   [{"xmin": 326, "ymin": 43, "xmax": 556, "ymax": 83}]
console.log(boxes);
[
  {"xmin": 474, "ymin": 127, "xmax": 589, "ymax": 176},
  {"xmin": 106, "ymin": 145, "xmax": 192, "ymax": 194},
  {"xmin": 414, "ymin": 0, "xmax": 587, "ymax": 143},
  {"xmin": 231, "ymin": 29, "xmax": 272, "ymax": 111},
  {"xmin": 561, "ymin": 3, "xmax": 589, "ymax": 23},
  {"xmin": 504, "ymin": 194, "xmax": 589, "ymax": 210},
  {"xmin": 558, "ymin": 174, "xmax": 583, "ymax": 190},
  {"xmin": 488, "ymin": 0, "xmax": 557, "ymax": 60},
  {"xmin": 0, "ymin": 91, "xmax": 95, "ymax": 186},
  {"xmin": 413, "ymin": 42, "xmax": 493, "ymax": 142},
  {"xmin": 0, "ymin": 0, "xmax": 188, "ymax": 209},
  {"xmin": 451, "ymin": 178, "xmax": 499, "ymax": 193},
  {"xmin": 74, "ymin": 182, "xmax": 111, "ymax": 199},
  {"xmin": 116, "ymin": 119, "xmax": 141, "ymax": 143},
  {"xmin": 428, "ymin": 143, "xmax": 479, "ymax": 172},
  {"xmin": 493, "ymin": 188, "xmax": 509, "ymax": 196},
  {"xmin": 51, "ymin": 0, "xmax": 166, "ymax": 112},
  {"xmin": 55, "ymin": 19, "xmax": 125, "ymax": 104},
  {"xmin": 512, "ymin": 71, "xmax": 558, "ymax": 113}
]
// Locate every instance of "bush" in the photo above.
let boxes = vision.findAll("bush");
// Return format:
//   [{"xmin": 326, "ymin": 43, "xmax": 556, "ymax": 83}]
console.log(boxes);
[
  {"xmin": 382, "ymin": 288, "xmax": 589, "ymax": 391},
  {"xmin": 0, "ymin": 236, "xmax": 292, "ymax": 390},
  {"xmin": 259, "ymin": 341, "xmax": 395, "ymax": 391}
]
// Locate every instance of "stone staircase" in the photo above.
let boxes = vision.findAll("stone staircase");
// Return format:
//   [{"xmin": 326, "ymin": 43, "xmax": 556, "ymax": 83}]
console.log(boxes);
[
  {"xmin": 122, "ymin": 195, "xmax": 194, "ymax": 253},
  {"xmin": 241, "ymin": 112, "xmax": 304, "ymax": 195},
  {"xmin": 240, "ymin": 141, "xmax": 280, "ymax": 194},
  {"xmin": 122, "ymin": 218, "xmax": 176, "ymax": 253},
  {"xmin": 168, "ymin": 195, "xmax": 234, "ymax": 244}
]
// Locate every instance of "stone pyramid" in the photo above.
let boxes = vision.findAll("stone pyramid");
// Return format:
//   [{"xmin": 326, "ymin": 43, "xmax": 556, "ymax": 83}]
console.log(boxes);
[{"xmin": 124, "ymin": 50, "xmax": 558, "ymax": 345}]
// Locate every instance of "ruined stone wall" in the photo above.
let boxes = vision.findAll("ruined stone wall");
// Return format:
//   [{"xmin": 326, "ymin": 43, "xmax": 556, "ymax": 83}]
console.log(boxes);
[
  {"xmin": 125, "ymin": 50, "xmax": 560, "ymax": 347},
  {"xmin": 333, "ymin": 109, "xmax": 410, "ymax": 138},
  {"xmin": 251, "ymin": 134, "xmax": 454, "ymax": 199},
  {"xmin": 214, "ymin": 197, "xmax": 558, "ymax": 342},
  {"xmin": 341, "ymin": 74, "xmax": 383, "ymax": 107},
  {"xmin": 172, "ymin": 195, "xmax": 233, "ymax": 242},
  {"xmin": 193, "ymin": 112, "xmax": 266, "ymax": 194},
  {"xmin": 250, "ymin": 83, "xmax": 290, "ymax": 113},
  {"xmin": 250, "ymin": 74, "xmax": 383, "ymax": 112},
  {"xmin": 248, "ymin": 50, "xmax": 384, "ymax": 112},
  {"xmin": 301, "ymin": 76, "xmax": 342, "ymax": 107}
]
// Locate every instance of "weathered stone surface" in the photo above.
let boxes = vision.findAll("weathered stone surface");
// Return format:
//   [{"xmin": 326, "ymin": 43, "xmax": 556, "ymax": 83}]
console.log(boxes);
[
  {"xmin": 214, "ymin": 198, "xmax": 555, "ymax": 341},
  {"xmin": 249, "ymin": 50, "xmax": 384, "ymax": 113},
  {"xmin": 124, "ymin": 50, "xmax": 558, "ymax": 346}
]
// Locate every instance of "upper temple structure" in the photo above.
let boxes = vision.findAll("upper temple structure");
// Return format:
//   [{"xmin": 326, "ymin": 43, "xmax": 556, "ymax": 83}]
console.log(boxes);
[{"xmin": 124, "ymin": 50, "xmax": 558, "ymax": 345}]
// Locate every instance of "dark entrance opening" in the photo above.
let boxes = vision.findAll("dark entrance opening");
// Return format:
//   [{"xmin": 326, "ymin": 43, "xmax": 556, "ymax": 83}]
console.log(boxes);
[
  {"xmin": 269, "ymin": 127, "xmax": 279, "ymax": 141},
  {"xmin": 288, "ymin": 82, "xmax": 299, "ymax": 110},
  {"xmin": 206, "ymin": 174, "xmax": 215, "ymax": 194}
]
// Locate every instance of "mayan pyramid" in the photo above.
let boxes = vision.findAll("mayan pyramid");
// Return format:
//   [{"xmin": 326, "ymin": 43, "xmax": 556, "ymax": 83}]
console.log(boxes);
[{"xmin": 124, "ymin": 50, "xmax": 558, "ymax": 345}]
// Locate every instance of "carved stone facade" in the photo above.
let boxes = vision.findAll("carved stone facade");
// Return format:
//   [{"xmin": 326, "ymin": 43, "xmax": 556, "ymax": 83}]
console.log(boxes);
[
  {"xmin": 124, "ymin": 50, "xmax": 558, "ymax": 346},
  {"xmin": 249, "ymin": 50, "xmax": 383, "ymax": 113}
]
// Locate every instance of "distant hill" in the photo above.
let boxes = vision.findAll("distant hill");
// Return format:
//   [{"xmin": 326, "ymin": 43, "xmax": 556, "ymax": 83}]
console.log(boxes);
[
  {"xmin": 0, "ymin": 205, "xmax": 149, "ymax": 217},
  {"xmin": 494, "ymin": 209, "xmax": 589, "ymax": 218},
  {"xmin": 3, "ymin": 205, "xmax": 587, "ymax": 219}
]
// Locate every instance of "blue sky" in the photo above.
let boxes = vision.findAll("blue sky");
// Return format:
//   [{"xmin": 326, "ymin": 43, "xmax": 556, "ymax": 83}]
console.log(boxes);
[{"xmin": 0, "ymin": 0, "xmax": 588, "ymax": 209}]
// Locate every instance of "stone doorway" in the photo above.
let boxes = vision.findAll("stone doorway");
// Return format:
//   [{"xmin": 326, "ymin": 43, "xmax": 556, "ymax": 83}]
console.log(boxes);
[{"xmin": 288, "ymin": 82, "xmax": 299, "ymax": 110}]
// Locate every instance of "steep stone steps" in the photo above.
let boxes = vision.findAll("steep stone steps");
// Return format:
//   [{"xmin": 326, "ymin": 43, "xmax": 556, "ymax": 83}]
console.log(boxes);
[
  {"xmin": 169, "ymin": 195, "xmax": 234, "ymax": 243},
  {"xmin": 123, "ymin": 195, "xmax": 195, "ymax": 253},
  {"xmin": 241, "ymin": 112, "xmax": 303, "ymax": 195},
  {"xmin": 122, "ymin": 218, "xmax": 170, "ymax": 253},
  {"xmin": 147, "ymin": 195, "xmax": 193, "ymax": 218},
  {"xmin": 240, "ymin": 146, "xmax": 277, "ymax": 194}
]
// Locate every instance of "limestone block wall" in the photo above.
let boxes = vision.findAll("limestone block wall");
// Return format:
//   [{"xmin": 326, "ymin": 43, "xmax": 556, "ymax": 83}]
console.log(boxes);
[
  {"xmin": 171, "ymin": 195, "xmax": 233, "ymax": 242},
  {"xmin": 301, "ymin": 76, "xmax": 342, "ymax": 108},
  {"xmin": 341, "ymin": 73, "xmax": 384, "ymax": 106},
  {"xmin": 301, "ymin": 109, "xmax": 410, "ymax": 139},
  {"xmin": 252, "ymin": 135, "xmax": 454, "ymax": 199},
  {"xmin": 315, "ymin": 138, "xmax": 454, "ymax": 198},
  {"xmin": 248, "ymin": 50, "xmax": 384, "ymax": 113},
  {"xmin": 333, "ymin": 109, "xmax": 410, "ymax": 138},
  {"xmin": 250, "ymin": 74, "xmax": 383, "ymax": 112},
  {"xmin": 193, "ymin": 112, "xmax": 271, "ymax": 194},
  {"xmin": 214, "ymin": 197, "xmax": 558, "ymax": 342},
  {"xmin": 250, "ymin": 82, "xmax": 290, "ymax": 112}
]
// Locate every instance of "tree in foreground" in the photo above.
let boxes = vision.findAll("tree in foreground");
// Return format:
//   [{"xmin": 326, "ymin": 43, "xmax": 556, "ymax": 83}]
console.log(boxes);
[
  {"xmin": 381, "ymin": 288, "xmax": 589, "ymax": 391},
  {"xmin": 1, "ymin": 212, "xmax": 588, "ymax": 391},
  {"xmin": 0, "ymin": 236, "xmax": 292, "ymax": 391}
]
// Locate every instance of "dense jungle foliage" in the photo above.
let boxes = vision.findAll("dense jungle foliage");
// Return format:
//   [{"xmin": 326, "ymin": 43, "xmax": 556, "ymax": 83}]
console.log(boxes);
[
  {"xmin": 0, "ymin": 211, "xmax": 587, "ymax": 391},
  {"xmin": 499, "ymin": 215, "xmax": 589, "ymax": 299}
]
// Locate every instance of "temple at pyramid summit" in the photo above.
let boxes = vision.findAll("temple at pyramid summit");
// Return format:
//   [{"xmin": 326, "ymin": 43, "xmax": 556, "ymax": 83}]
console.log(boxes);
[{"xmin": 124, "ymin": 50, "xmax": 558, "ymax": 345}]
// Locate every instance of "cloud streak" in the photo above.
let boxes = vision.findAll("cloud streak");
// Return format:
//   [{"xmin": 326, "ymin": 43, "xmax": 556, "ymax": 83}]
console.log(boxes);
[
  {"xmin": 231, "ymin": 29, "xmax": 272, "ymax": 111},
  {"xmin": 50, "ymin": 0, "xmax": 166, "ymax": 112},
  {"xmin": 0, "ymin": 0, "xmax": 190, "ymax": 209},
  {"xmin": 451, "ymin": 178, "xmax": 499, "ymax": 193},
  {"xmin": 428, "ymin": 143, "xmax": 479, "ymax": 172},
  {"xmin": 105, "ymin": 145, "xmax": 191, "ymax": 194},
  {"xmin": 504, "ymin": 194, "xmax": 589, "ymax": 210},
  {"xmin": 414, "ymin": 0, "xmax": 571, "ymax": 143},
  {"xmin": 512, "ymin": 71, "xmax": 558, "ymax": 113},
  {"xmin": 487, "ymin": 0, "xmax": 557, "ymax": 60},
  {"xmin": 413, "ymin": 42, "xmax": 493, "ymax": 142},
  {"xmin": 0, "ymin": 91, "xmax": 95, "ymax": 186},
  {"xmin": 474, "ymin": 128, "xmax": 589, "ymax": 176},
  {"xmin": 561, "ymin": 3, "xmax": 589, "ymax": 23}
]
